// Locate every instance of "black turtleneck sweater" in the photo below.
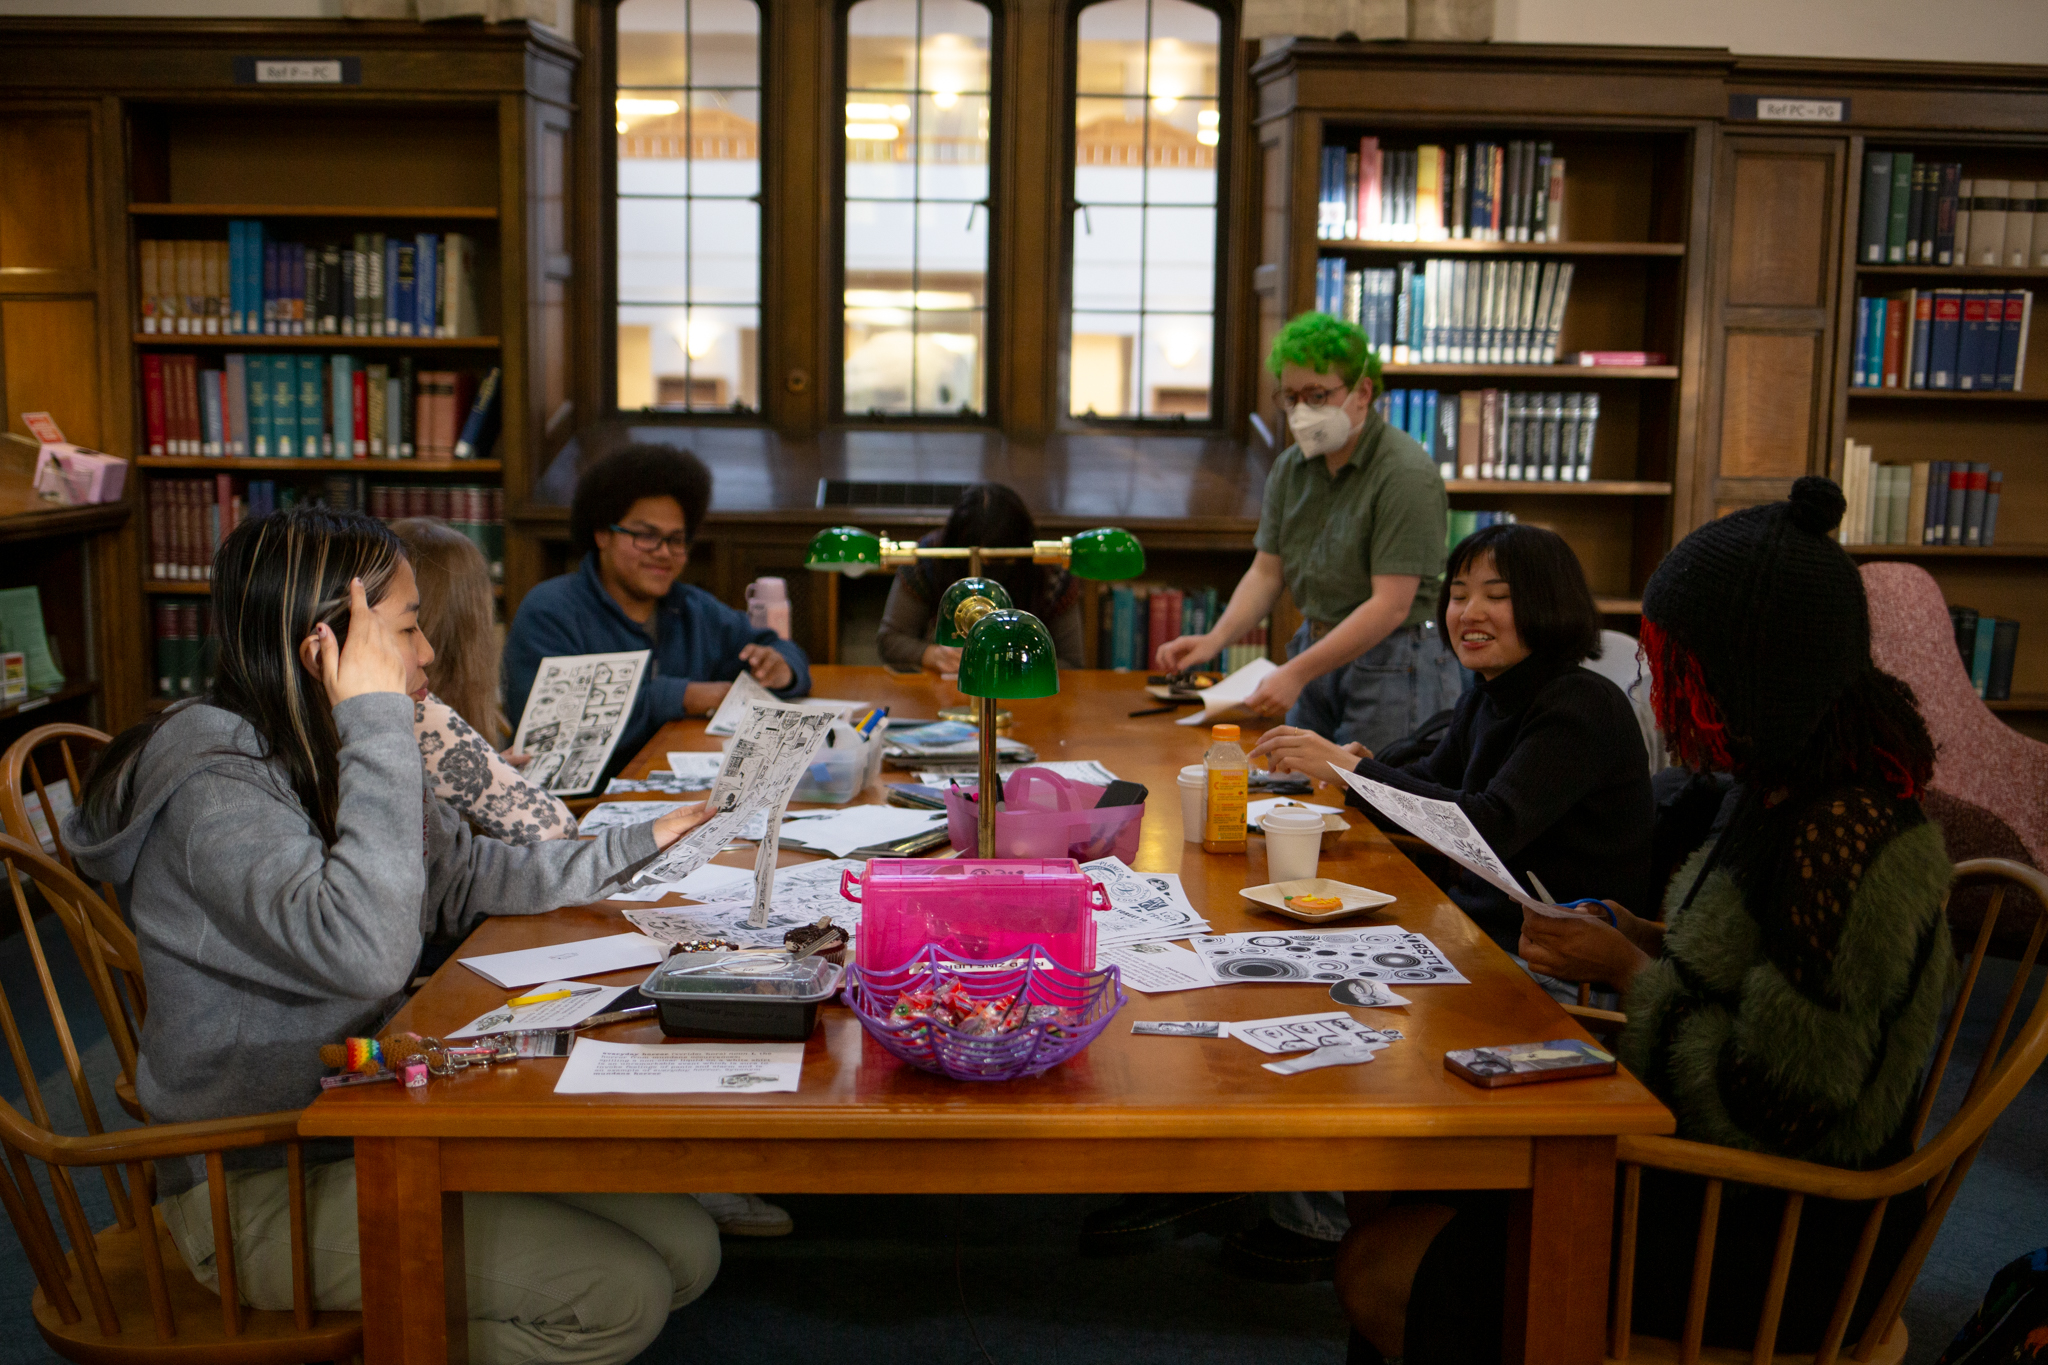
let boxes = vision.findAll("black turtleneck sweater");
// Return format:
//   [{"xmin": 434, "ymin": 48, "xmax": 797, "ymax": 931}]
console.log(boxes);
[{"xmin": 1345, "ymin": 651, "xmax": 1654, "ymax": 947}]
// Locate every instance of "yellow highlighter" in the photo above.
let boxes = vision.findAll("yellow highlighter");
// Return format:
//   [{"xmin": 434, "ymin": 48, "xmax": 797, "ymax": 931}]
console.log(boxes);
[{"xmin": 507, "ymin": 985, "xmax": 601, "ymax": 1008}]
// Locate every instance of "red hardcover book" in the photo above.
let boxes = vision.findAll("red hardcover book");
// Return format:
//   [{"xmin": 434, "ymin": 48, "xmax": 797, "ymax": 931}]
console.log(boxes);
[
  {"xmin": 146, "ymin": 481, "xmax": 167, "ymax": 579},
  {"xmin": 179, "ymin": 356, "xmax": 201, "ymax": 455},
  {"xmin": 216, "ymin": 473, "xmax": 235, "ymax": 559},
  {"xmin": 163, "ymin": 356, "xmax": 185, "ymax": 455},
  {"xmin": 166, "ymin": 480, "xmax": 186, "ymax": 580},
  {"xmin": 1882, "ymin": 298, "xmax": 1905, "ymax": 387},
  {"xmin": 1145, "ymin": 589, "xmax": 1170, "ymax": 671},
  {"xmin": 352, "ymin": 369, "xmax": 369, "ymax": 458},
  {"xmin": 142, "ymin": 354, "xmax": 167, "ymax": 456}
]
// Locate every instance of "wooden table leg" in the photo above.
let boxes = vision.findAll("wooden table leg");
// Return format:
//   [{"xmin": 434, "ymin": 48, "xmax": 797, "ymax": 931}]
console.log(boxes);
[
  {"xmin": 357, "ymin": 1137, "xmax": 469, "ymax": 1365},
  {"xmin": 1503, "ymin": 1135, "xmax": 1615, "ymax": 1365}
]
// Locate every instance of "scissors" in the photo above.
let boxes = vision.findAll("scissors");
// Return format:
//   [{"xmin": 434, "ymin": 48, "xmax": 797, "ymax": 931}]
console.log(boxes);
[{"xmin": 1526, "ymin": 871, "xmax": 1619, "ymax": 927}]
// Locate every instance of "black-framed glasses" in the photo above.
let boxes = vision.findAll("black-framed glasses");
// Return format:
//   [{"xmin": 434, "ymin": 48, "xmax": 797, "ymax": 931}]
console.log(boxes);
[
  {"xmin": 608, "ymin": 523, "xmax": 691, "ymax": 555},
  {"xmin": 1278, "ymin": 382, "xmax": 1350, "ymax": 411}
]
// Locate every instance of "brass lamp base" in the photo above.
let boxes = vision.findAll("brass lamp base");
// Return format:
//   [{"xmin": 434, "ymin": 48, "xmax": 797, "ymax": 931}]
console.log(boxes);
[{"xmin": 938, "ymin": 704, "xmax": 1012, "ymax": 731}]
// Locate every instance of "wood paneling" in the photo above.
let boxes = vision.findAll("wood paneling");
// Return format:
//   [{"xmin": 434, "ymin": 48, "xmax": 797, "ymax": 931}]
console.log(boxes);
[
  {"xmin": 1728, "ymin": 151, "xmax": 1831, "ymax": 308},
  {"xmin": 1, "ymin": 298, "xmax": 99, "ymax": 448},
  {"xmin": 0, "ymin": 114, "xmax": 93, "ymax": 281},
  {"xmin": 1717, "ymin": 331, "xmax": 1818, "ymax": 479}
]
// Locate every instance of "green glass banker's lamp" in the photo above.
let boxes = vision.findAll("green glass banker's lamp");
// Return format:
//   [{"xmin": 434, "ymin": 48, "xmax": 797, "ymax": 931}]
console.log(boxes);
[{"xmin": 805, "ymin": 524, "xmax": 1146, "ymax": 855}]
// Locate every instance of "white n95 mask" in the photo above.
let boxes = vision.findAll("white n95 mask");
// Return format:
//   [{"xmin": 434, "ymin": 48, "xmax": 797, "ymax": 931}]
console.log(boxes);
[{"xmin": 1287, "ymin": 400, "xmax": 1355, "ymax": 458}]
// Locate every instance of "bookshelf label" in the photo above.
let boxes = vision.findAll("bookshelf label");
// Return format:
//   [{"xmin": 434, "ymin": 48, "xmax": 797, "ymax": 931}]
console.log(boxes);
[
  {"xmin": 1729, "ymin": 94, "xmax": 1848, "ymax": 123},
  {"xmin": 233, "ymin": 57, "xmax": 361, "ymax": 85}
]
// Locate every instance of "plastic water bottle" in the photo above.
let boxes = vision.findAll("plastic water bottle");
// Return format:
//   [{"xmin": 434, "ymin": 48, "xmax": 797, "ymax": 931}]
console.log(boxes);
[
  {"xmin": 1202, "ymin": 723, "xmax": 1249, "ymax": 855},
  {"xmin": 746, "ymin": 577, "xmax": 791, "ymax": 639}
]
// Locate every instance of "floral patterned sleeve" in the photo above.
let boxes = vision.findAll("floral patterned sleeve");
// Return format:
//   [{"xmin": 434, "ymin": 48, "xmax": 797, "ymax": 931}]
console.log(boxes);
[{"xmin": 414, "ymin": 693, "xmax": 578, "ymax": 845}]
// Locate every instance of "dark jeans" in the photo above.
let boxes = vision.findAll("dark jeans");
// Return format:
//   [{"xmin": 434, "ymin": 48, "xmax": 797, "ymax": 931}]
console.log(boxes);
[{"xmin": 1285, "ymin": 621, "xmax": 1463, "ymax": 754}]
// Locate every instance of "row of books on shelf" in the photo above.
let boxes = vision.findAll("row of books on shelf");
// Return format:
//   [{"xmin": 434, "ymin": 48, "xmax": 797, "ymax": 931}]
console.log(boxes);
[
  {"xmin": 1097, "ymin": 585, "xmax": 1269, "ymax": 673},
  {"xmin": 1320, "ymin": 258, "xmax": 1576, "ymax": 366},
  {"xmin": 153, "ymin": 603, "xmax": 216, "ymax": 700},
  {"xmin": 1840, "ymin": 445, "xmax": 2002, "ymax": 547},
  {"xmin": 1373, "ymin": 388, "xmax": 1601, "ymax": 483},
  {"xmin": 1859, "ymin": 152, "xmax": 2048, "ymax": 268},
  {"xmin": 1317, "ymin": 138, "xmax": 1566, "ymax": 243},
  {"xmin": 143, "ymin": 353, "xmax": 500, "ymax": 461},
  {"xmin": 1445, "ymin": 509, "xmax": 1516, "ymax": 551},
  {"xmin": 147, "ymin": 476, "xmax": 505, "ymax": 583},
  {"xmin": 1851, "ymin": 289, "xmax": 2031, "ymax": 391},
  {"xmin": 1951, "ymin": 607, "xmax": 2021, "ymax": 702},
  {"xmin": 138, "ymin": 226, "xmax": 483, "ymax": 338}
]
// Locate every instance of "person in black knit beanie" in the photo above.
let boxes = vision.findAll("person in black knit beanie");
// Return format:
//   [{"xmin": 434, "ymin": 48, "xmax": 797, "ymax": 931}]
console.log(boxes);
[{"xmin": 1333, "ymin": 477, "xmax": 1956, "ymax": 1365}]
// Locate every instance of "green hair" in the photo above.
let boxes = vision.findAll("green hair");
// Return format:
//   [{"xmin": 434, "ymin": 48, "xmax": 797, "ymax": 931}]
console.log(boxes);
[{"xmin": 1266, "ymin": 312, "xmax": 1382, "ymax": 388}]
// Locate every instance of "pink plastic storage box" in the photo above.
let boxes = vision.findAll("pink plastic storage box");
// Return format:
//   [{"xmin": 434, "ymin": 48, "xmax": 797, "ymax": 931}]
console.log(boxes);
[{"xmin": 841, "ymin": 858, "xmax": 1107, "ymax": 973}]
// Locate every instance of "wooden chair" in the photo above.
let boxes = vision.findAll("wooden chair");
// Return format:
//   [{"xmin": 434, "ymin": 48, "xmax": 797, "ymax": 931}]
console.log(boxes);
[
  {"xmin": 0, "ymin": 834, "xmax": 362, "ymax": 1363},
  {"xmin": 1594, "ymin": 857, "xmax": 2048, "ymax": 1365},
  {"xmin": 2, "ymin": 728, "xmax": 149, "ymax": 1122}
]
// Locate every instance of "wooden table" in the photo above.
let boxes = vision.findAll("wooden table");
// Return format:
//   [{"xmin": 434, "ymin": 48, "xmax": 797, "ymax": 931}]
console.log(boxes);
[{"xmin": 301, "ymin": 667, "xmax": 1673, "ymax": 1365}]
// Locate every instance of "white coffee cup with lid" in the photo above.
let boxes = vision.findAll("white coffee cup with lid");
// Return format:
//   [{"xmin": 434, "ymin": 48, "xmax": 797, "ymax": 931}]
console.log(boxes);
[{"xmin": 1261, "ymin": 807, "xmax": 1327, "ymax": 883}]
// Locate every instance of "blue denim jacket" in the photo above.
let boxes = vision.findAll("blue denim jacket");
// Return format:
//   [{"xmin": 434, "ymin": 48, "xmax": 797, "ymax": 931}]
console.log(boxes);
[{"xmin": 503, "ymin": 556, "xmax": 811, "ymax": 773}]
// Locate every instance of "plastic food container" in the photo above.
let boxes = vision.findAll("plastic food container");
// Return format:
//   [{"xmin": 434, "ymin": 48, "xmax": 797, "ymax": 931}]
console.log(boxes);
[
  {"xmin": 843, "ymin": 857, "xmax": 1107, "ymax": 973},
  {"xmin": 639, "ymin": 951, "xmax": 845, "ymax": 1041}
]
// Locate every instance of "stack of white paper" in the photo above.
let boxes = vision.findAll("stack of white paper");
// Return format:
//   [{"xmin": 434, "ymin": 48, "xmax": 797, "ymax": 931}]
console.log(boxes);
[
  {"xmin": 447, "ymin": 981, "xmax": 635, "ymax": 1038},
  {"xmin": 457, "ymin": 932, "xmax": 669, "ymax": 989},
  {"xmin": 778, "ymin": 806, "xmax": 947, "ymax": 858},
  {"xmin": 1098, "ymin": 941, "xmax": 1219, "ymax": 993},
  {"xmin": 1081, "ymin": 856, "xmax": 1212, "ymax": 945},
  {"xmin": 1176, "ymin": 658, "xmax": 1280, "ymax": 727}
]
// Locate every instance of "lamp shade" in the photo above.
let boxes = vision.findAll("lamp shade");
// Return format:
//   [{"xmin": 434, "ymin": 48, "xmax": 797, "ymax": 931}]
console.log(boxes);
[
  {"xmin": 805, "ymin": 526, "xmax": 882, "ymax": 576},
  {"xmin": 1067, "ymin": 527, "xmax": 1146, "ymax": 581},
  {"xmin": 936, "ymin": 577, "xmax": 1015, "ymax": 646},
  {"xmin": 957, "ymin": 609, "xmax": 1061, "ymax": 699}
]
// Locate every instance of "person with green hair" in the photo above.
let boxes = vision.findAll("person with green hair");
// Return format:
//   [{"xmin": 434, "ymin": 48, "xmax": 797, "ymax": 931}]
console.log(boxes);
[{"xmin": 1157, "ymin": 311, "xmax": 1457, "ymax": 752}]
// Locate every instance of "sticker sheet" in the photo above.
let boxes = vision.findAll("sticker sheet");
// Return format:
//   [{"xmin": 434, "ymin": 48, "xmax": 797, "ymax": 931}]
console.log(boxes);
[
  {"xmin": 1190, "ymin": 927, "xmax": 1469, "ymax": 986},
  {"xmin": 1228, "ymin": 1011, "xmax": 1405, "ymax": 1055},
  {"xmin": 509, "ymin": 650, "xmax": 651, "ymax": 797}
]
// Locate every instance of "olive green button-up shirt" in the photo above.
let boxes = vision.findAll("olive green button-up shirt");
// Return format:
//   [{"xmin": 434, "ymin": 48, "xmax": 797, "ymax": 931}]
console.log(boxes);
[{"xmin": 1253, "ymin": 409, "xmax": 1447, "ymax": 630}]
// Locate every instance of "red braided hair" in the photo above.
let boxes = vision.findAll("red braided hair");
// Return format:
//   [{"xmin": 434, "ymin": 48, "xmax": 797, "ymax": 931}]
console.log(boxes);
[{"xmin": 1640, "ymin": 618, "xmax": 1736, "ymax": 773}]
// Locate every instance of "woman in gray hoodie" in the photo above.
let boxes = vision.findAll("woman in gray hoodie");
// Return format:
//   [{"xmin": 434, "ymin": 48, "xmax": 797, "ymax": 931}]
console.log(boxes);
[{"xmin": 66, "ymin": 505, "xmax": 721, "ymax": 1365}]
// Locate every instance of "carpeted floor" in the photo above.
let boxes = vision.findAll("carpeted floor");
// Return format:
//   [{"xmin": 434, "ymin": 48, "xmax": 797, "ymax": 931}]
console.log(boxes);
[{"xmin": 0, "ymin": 915, "xmax": 2039, "ymax": 1365}]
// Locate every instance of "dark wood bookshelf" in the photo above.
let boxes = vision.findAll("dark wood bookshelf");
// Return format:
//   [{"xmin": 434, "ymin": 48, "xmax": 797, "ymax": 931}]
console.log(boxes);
[
  {"xmin": 0, "ymin": 681, "xmax": 98, "ymax": 723},
  {"xmin": 1986, "ymin": 693, "xmax": 2048, "ymax": 713},
  {"xmin": 1322, "ymin": 239, "xmax": 1685, "ymax": 257},
  {"xmin": 1856, "ymin": 263, "xmax": 2048, "ymax": 280},
  {"xmin": 138, "ymin": 457, "xmax": 501, "ymax": 473},
  {"xmin": 1846, "ymin": 388, "xmax": 2042, "ymax": 402},
  {"xmin": 132, "ymin": 334, "xmax": 501, "ymax": 350},
  {"xmin": 1845, "ymin": 543, "xmax": 2048, "ymax": 558},
  {"xmin": 1446, "ymin": 479, "xmax": 1672, "ymax": 495},
  {"xmin": 1383, "ymin": 364, "xmax": 1680, "ymax": 379},
  {"xmin": 129, "ymin": 203, "xmax": 500, "ymax": 220},
  {"xmin": 0, "ymin": 500, "xmax": 129, "ymax": 546}
]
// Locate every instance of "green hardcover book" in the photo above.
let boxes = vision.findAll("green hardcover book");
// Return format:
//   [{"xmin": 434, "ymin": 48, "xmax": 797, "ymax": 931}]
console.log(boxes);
[
  {"xmin": 1971, "ymin": 614, "xmax": 1997, "ymax": 697},
  {"xmin": 297, "ymin": 355, "xmax": 325, "ymax": 459},
  {"xmin": 271, "ymin": 358, "xmax": 298, "ymax": 457},
  {"xmin": 331, "ymin": 354, "xmax": 354, "ymax": 460},
  {"xmin": 247, "ymin": 355, "xmax": 272, "ymax": 457},
  {"xmin": 1886, "ymin": 152, "xmax": 1914, "ymax": 263}
]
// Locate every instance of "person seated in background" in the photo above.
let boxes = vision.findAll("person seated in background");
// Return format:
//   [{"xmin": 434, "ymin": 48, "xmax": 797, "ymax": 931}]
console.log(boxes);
[
  {"xmin": 64, "ymin": 506, "xmax": 725, "ymax": 1365},
  {"xmin": 1233, "ymin": 523, "xmax": 1653, "ymax": 1284},
  {"xmin": 1333, "ymin": 478, "xmax": 1954, "ymax": 1365},
  {"xmin": 1254, "ymin": 522, "xmax": 1654, "ymax": 955},
  {"xmin": 1156, "ymin": 311, "xmax": 1457, "ymax": 754},
  {"xmin": 391, "ymin": 516, "xmax": 577, "ymax": 843},
  {"xmin": 503, "ymin": 443, "xmax": 811, "ymax": 781},
  {"xmin": 875, "ymin": 482, "xmax": 1084, "ymax": 674}
]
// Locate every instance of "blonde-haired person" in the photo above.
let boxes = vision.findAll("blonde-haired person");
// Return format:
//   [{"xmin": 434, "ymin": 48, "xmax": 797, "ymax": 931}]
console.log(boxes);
[
  {"xmin": 389, "ymin": 517, "xmax": 577, "ymax": 844},
  {"xmin": 389, "ymin": 516, "xmax": 795, "ymax": 1240}
]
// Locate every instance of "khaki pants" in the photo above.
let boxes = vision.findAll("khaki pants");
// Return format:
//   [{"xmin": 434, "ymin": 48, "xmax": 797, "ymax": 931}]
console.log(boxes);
[{"xmin": 162, "ymin": 1160, "xmax": 721, "ymax": 1365}]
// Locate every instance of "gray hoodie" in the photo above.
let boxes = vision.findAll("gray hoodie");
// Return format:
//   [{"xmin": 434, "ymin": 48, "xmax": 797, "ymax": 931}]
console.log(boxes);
[{"xmin": 64, "ymin": 692, "xmax": 658, "ymax": 1189}]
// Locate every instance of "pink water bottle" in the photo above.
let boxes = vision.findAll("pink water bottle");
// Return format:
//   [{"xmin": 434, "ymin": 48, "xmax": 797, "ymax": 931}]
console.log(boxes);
[{"xmin": 747, "ymin": 577, "xmax": 792, "ymax": 639}]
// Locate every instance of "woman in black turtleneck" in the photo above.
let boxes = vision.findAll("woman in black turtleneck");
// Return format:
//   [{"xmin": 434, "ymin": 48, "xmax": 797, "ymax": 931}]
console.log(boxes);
[{"xmin": 1252, "ymin": 522, "xmax": 1653, "ymax": 953}]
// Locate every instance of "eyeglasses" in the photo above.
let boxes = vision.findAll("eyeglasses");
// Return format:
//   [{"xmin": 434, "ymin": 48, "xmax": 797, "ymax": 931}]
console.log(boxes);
[
  {"xmin": 1278, "ymin": 383, "xmax": 1350, "ymax": 411},
  {"xmin": 608, "ymin": 523, "xmax": 691, "ymax": 556}
]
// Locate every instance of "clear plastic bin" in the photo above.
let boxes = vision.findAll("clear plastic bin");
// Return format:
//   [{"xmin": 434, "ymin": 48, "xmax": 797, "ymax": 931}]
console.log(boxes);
[{"xmin": 841, "ymin": 857, "xmax": 1107, "ymax": 973}]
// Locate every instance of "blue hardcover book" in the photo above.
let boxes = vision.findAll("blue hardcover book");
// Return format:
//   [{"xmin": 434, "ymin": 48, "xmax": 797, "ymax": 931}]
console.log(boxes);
[
  {"xmin": 1420, "ymin": 389, "xmax": 1439, "ymax": 454},
  {"xmin": 1865, "ymin": 297, "xmax": 1888, "ymax": 387},
  {"xmin": 1958, "ymin": 291, "xmax": 1994, "ymax": 390},
  {"xmin": 330, "ymin": 354, "xmax": 354, "ymax": 462},
  {"xmin": 1387, "ymin": 389, "xmax": 1407, "ymax": 434},
  {"xmin": 227, "ymin": 221, "xmax": 244, "ymax": 334},
  {"xmin": 224, "ymin": 353, "xmax": 250, "ymax": 457},
  {"xmin": 198, "ymin": 368, "xmax": 223, "ymax": 456},
  {"xmin": 1924, "ymin": 460, "xmax": 1948, "ymax": 544},
  {"xmin": 248, "ymin": 356, "xmax": 273, "ymax": 457},
  {"xmin": 296, "ymin": 355, "xmax": 325, "ymax": 459},
  {"xmin": 1971, "ymin": 615, "xmax": 1996, "ymax": 697},
  {"xmin": 1850, "ymin": 295, "xmax": 1871, "ymax": 387},
  {"xmin": 1929, "ymin": 290, "xmax": 1963, "ymax": 389},
  {"xmin": 1995, "ymin": 290, "xmax": 2029, "ymax": 391},
  {"xmin": 415, "ymin": 233, "xmax": 439, "ymax": 338},
  {"xmin": 1908, "ymin": 291, "xmax": 1932, "ymax": 389},
  {"xmin": 1983, "ymin": 471, "xmax": 2002, "ymax": 547},
  {"xmin": 262, "ymin": 243, "xmax": 279, "ymax": 335}
]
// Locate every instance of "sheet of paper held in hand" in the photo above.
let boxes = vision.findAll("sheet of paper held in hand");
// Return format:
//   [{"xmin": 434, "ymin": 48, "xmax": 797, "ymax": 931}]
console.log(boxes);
[
  {"xmin": 702, "ymin": 671, "xmax": 863, "ymax": 738},
  {"xmin": 1326, "ymin": 765, "xmax": 1587, "ymax": 919},
  {"xmin": 622, "ymin": 859, "xmax": 865, "ymax": 949},
  {"xmin": 457, "ymin": 932, "xmax": 668, "ymax": 989},
  {"xmin": 447, "ymin": 981, "xmax": 635, "ymax": 1038},
  {"xmin": 553, "ymin": 1039, "xmax": 805, "ymax": 1095},
  {"xmin": 509, "ymin": 650, "xmax": 652, "ymax": 797},
  {"xmin": 631, "ymin": 700, "xmax": 838, "ymax": 926},
  {"xmin": 1176, "ymin": 657, "xmax": 1281, "ymax": 727}
]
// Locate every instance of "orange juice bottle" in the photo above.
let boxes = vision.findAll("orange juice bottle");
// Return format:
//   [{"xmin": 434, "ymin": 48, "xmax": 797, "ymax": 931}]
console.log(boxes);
[{"xmin": 1202, "ymin": 723, "xmax": 1249, "ymax": 854}]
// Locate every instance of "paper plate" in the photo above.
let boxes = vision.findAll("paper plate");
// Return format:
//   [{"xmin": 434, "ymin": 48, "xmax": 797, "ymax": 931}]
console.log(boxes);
[{"xmin": 1242, "ymin": 878, "xmax": 1396, "ymax": 923}]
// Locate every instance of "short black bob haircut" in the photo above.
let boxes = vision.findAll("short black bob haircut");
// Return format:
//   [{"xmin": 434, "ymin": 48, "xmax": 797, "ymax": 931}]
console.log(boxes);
[
  {"xmin": 1438, "ymin": 522, "xmax": 1604, "ymax": 664},
  {"xmin": 569, "ymin": 442, "xmax": 714, "ymax": 555}
]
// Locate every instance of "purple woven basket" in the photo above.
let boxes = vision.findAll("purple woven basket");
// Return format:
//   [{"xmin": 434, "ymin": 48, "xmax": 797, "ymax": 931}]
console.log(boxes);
[{"xmin": 843, "ymin": 944, "xmax": 1127, "ymax": 1082}]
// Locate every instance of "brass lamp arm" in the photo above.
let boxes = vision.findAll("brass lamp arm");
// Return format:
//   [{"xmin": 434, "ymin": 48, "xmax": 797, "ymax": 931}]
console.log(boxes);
[{"xmin": 878, "ymin": 538, "xmax": 1076, "ymax": 575}]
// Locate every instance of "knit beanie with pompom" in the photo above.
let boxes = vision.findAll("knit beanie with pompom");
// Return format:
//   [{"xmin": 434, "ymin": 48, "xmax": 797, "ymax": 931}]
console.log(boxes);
[{"xmin": 1641, "ymin": 476, "xmax": 1871, "ymax": 773}]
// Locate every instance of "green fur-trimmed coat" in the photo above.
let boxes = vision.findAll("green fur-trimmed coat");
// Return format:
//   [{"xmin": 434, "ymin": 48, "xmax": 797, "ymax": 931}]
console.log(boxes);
[{"xmin": 1617, "ymin": 786, "xmax": 1955, "ymax": 1169}]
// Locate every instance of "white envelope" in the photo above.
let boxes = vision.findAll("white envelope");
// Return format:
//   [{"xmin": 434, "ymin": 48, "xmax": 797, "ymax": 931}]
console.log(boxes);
[{"xmin": 456, "ymin": 932, "xmax": 668, "ymax": 989}]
